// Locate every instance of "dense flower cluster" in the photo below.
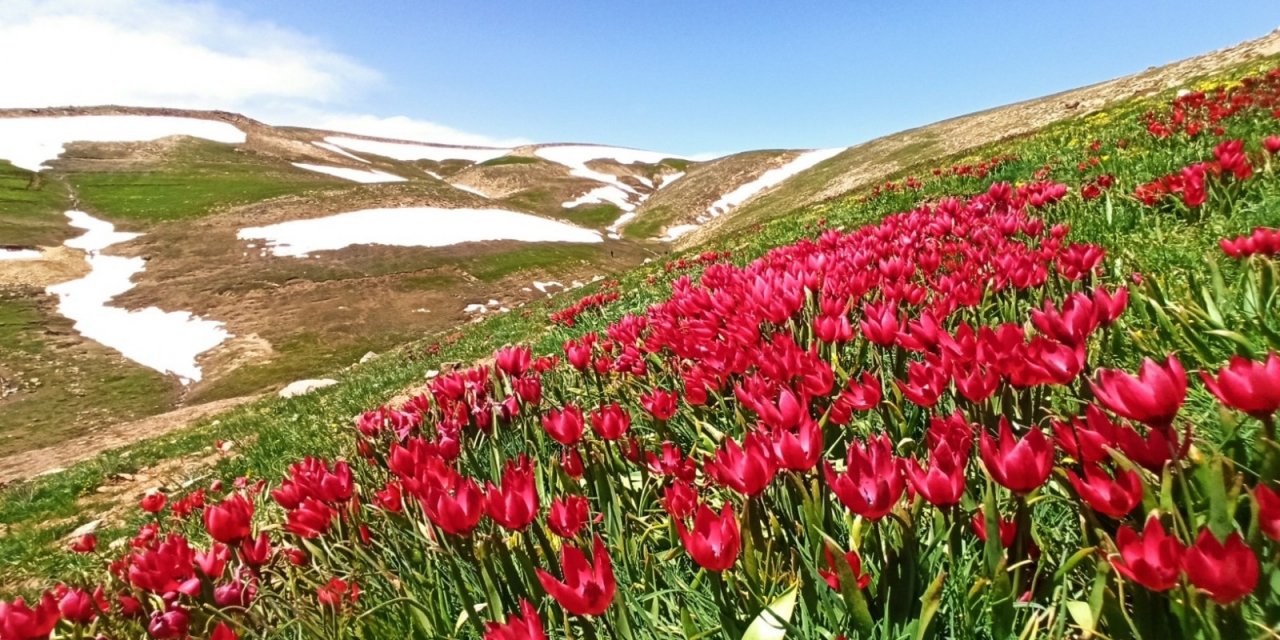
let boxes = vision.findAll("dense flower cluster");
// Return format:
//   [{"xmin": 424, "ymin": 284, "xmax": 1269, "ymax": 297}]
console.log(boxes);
[{"xmin": 549, "ymin": 291, "xmax": 619, "ymax": 326}]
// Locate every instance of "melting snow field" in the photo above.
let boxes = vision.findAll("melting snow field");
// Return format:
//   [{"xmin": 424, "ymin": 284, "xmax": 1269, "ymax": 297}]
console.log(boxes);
[
  {"xmin": 312, "ymin": 141, "xmax": 370, "ymax": 163},
  {"xmin": 661, "ymin": 224, "xmax": 700, "ymax": 242},
  {"xmin": 238, "ymin": 207, "xmax": 603, "ymax": 258},
  {"xmin": 0, "ymin": 115, "xmax": 245, "ymax": 172},
  {"xmin": 536, "ymin": 145, "xmax": 679, "ymax": 193},
  {"xmin": 46, "ymin": 211, "xmax": 230, "ymax": 383},
  {"xmin": 0, "ymin": 248, "xmax": 41, "ymax": 260},
  {"xmin": 564, "ymin": 185, "xmax": 636, "ymax": 211},
  {"xmin": 325, "ymin": 136, "xmax": 510, "ymax": 163},
  {"xmin": 291, "ymin": 163, "xmax": 406, "ymax": 184},
  {"xmin": 704, "ymin": 148, "xmax": 845, "ymax": 220}
]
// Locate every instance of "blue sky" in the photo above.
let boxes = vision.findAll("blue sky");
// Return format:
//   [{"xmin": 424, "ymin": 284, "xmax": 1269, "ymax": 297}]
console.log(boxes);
[{"xmin": 4, "ymin": 1, "xmax": 1279, "ymax": 155}]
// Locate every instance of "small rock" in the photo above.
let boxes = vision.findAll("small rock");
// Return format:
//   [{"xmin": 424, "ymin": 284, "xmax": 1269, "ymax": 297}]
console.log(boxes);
[
  {"xmin": 278, "ymin": 379, "xmax": 339, "ymax": 398},
  {"xmin": 360, "ymin": 351, "xmax": 378, "ymax": 364},
  {"xmin": 69, "ymin": 519, "xmax": 102, "ymax": 538}
]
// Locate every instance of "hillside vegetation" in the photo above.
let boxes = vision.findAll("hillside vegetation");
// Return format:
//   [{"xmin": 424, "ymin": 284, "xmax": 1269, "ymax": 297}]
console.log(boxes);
[{"xmin": 1, "ymin": 47, "xmax": 1279, "ymax": 640}]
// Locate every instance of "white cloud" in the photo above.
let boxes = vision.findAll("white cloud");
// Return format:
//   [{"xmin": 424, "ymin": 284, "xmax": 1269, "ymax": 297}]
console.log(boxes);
[{"xmin": 0, "ymin": 0, "xmax": 521, "ymax": 147}]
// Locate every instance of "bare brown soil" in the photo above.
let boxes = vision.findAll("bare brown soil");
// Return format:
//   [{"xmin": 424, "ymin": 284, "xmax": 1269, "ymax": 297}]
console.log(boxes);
[{"xmin": 0, "ymin": 394, "xmax": 256, "ymax": 485}]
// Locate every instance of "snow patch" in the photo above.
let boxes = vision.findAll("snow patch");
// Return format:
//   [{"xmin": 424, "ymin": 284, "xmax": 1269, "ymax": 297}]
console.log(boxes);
[
  {"xmin": 535, "ymin": 145, "xmax": 679, "ymax": 194},
  {"xmin": 0, "ymin": 248, "xmax": 40, "ymax": 261},
  {"xmin": 279, "ymin": 379, "xmax": 338, "ymax": 398},
  {"xmin": 312, "ymin": 141, "xmax": 370, "ymax": 164},
  {"xmin": 325, "ymin": 136, "xmax": 510, "ymax": 163},
  {"xmin": 563, "ymin": 185, "xmax": 636, "ymax": 211},
  {"xmin": 0, "ymin": 115, "xmax": 245, "ymax": 172},
  {"xmin": 451, "ymin": 182, "xmax": 489, "ymax": 198},
  {"xmin": 661, "ymin": 224, "xmax": 700, "ymax": 242},
  {"xmin": 291, "ymin": 163, "xmax": 406, "ymax": 184},
  {"xmin": 705, "ymin": 148, "xmax": 845, "ymax": 219},
  {"xmin": 533, "ymin": 281, "xmax": 564, "ymax": 294},
  {"xmin": 46, "ymin": 211, "xmax": 230, "ymax": 383},
  {"xmin": 238, "ymin": 207, "xmax": 602, "ymax": 258}
]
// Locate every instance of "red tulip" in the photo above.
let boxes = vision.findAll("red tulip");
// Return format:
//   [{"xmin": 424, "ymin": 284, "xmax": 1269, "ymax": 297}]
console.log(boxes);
[
  {"xmin": 844, "ymin": 372, "xmax": 882, "ymax": 410},
  {"xmin": 675, "ymin": 504, "xmax": 741, "ymax": 572},
  {"xmin": 979, "ymin": 419, "xmax": 1054, "ymax": 493},
  {"xmin": 1199, "ymin": 353, "xmax": 1280, "ymax": 421},
  {"xmin": 317, "ymin": 578, "xmax": 358, "ymax": 611},
  {"xmin": 542, "ymin": 406, "xmax": 584, "ymax": 446},
  {"xmin": 147, "ymin": 606, "xmax": 190, "ymax": 639},
  {"xmin": 140, "ymin": 491, "xmax": 167, "ymax": 514},
  {"xmin": 239, "ymin": 533, "xmax": 273, "ymax": 567},
  {"xmin": 815, "ymin": 313, "xmax": 854, "ymax": 343},
  {"xmin": 905, "ymin": 441, "xmax": 967, "ymax": 507},
  {"xmin": 548, "ymin": 495, "xmax": 590, "ymax": 538},
  {"xmin": 560, "ymin": 448, "xmax": 584, "ymax": 479},
  {"xmin": 423, "ymin": 477, "xmax": 485, "ymax": 536},
  {"xmin": 127, "ymin": 534, "xmax": 201, "ymax": 597},
  {"xmin": 56, "ymin": 586, "xmax": 106, "ymax": 625},
  {"xmin": 1110, "ymin": 516, "xmax": 1183, "ymax": 592},
  {"xmin": 374, "ymin": 480, "xmax": 404, "ymax": 513},
  {"xmin": 69, "ymin": 534, "xmax": 96, "ymax": 554},
  {"xmin": 495, "ymin": 345, "xmax": 532, "ymax": 377},
  {"xmin": 1184, "ymin": 529, "xmax": 1259, "ymax": 605},
  {"xmin": 1264, "ymin": 135, "xmax": 1280, "ymax": 155},
  {"xmin": 203, "ymin": 493, "xmax": 254, "ymax": 545},
  {"xmin": 513, "ymin": 377, "xmax": 542, "ymax": 405},
  {"xmin": 897, "ymin": 357, "xmax": 949, "ymax": 408},
  {"xmin": 770, "ymin": 419, "xmax": 822, "ymax": 472},
  {"xmin": 536, "ymin": 536, "xmax": 617, "ymax": 616},
  {"xmin": 1091, "ymin": 355, "xmax": 1186, "ymax": 430},
  {"xmin": 0, "ymin": 593, "xmax": 60, "ymax": 640},
  {"xmin": 645, "ymin": 442, "xmax": 697, "ymax": 482},
  {"xmin": 824, "ymin": 434, "xmax": 906, "ymax": 520},
  {"xmin": 860, "ymin": 301, "xmax": 900, "ymax": 346},
  {"xmin": 1115, "ymin": 422, "xmax": 1187, "ymax": 472},
  {"xmin": 662, "ymin": 479, "xmax": 699, "ymax": 520},
  {"xmin": 971, "ymin": 512, "xmax": 1017, "ymax": 548},
  {"xmin": 485, "ymin": 599, "xmax": 546, "ymax": 640},
  {"xmin": 485, "ymin": 456, "xmax": 540, "ymax": 531},
  {"xmin": 1067, "ymin": 465, "xmax": 1144, "ymax": 518},
  {"xmin": 641, "ymin": 389, "xmax": 678, "ymax": 421},
  {"xmin": 195, "ymin": 542, "xmax": 230, "ymax": 578},
  {"xmin": 1030, "ymin": 292, "xmax": 1098, "ymax": 347},
  {"xmin": 1256, "ymin": 483, "xmax": 1280, "ymax": 541},
  {"xmin": 820, "ymin": 548, "xmax": 871, "ymax": 591},
  {"xmin": 1091, "ymin": 286, "xmax": 1129, "ymax": 326},
  {"xmin": 1052, "ymin": 404, "xmax": 1119, "ymax": 465},
  {"xmin": 214, "ymin": 579, "xmax": 254, "ymax": 608},
  {"xmin": 705, "ymin": 432, "xmax": 777, "ymax": 496},
  {"xmin": 212, "ymin": 621, "xmax": 240, "ymax": 640},
  {"xmin": 285, "ymin": 498, "xmax": 336, "ymax": 539},
  {"xmin": 588, "ymin": 403, "xmax": 631, "ymax": 441}
]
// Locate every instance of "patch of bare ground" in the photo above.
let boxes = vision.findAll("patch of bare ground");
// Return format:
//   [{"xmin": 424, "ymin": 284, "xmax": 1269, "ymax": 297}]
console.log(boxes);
[
  {"xmin": 0, "ymin": 246, "xmax": 89, "ymax": 289},
  {"xmin": 0, "ymin": 395, "xmax": 257, "ymax": 485}
]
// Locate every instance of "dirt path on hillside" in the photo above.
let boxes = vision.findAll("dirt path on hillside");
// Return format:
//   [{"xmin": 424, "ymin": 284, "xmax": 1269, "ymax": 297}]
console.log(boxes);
[{"xmin": 0, "ymin": 394, "xmax": 259, "ymax": 485}]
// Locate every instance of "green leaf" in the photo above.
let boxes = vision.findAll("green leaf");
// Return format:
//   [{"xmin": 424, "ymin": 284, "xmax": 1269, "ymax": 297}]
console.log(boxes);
[
  {"xmin": 1066, "ymin": 600, "xmax": 1096, "ymax": 635},
  {"xmin": 914, "ymin": 572, "xmax": 947, "ymax": 640},
  {"xmin": 742, "ymin": 587, "xmax": 797, "ymax": 640}
]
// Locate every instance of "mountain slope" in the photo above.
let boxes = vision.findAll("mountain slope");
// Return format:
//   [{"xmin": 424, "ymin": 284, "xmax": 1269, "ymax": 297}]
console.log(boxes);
[{"xmin": 679, "ymin": 27, "xmax": 1280, "ymax": 247}]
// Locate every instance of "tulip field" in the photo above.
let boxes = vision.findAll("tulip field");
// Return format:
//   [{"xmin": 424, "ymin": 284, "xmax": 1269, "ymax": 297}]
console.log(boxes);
[{"xmin": 7, "ymin": 62, "xmax": 1280, "ymax": 639}]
